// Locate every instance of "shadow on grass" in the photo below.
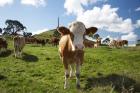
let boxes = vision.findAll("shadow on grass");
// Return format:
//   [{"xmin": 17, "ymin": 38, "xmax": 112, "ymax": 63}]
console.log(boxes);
[
  {"xmin": 84, "ymin": 74, "xmax": 140, "ymax": 92},
  {"xmin": 22, "ymin": 53, "xmax": 39, "ymax": 62},
  {"xmin": 0, "ymin": 75, "xmax": 7, "ymax": 80},
  {"xmin": 0, "ymin": 49, "xmax": 12, "ymax": 57}
]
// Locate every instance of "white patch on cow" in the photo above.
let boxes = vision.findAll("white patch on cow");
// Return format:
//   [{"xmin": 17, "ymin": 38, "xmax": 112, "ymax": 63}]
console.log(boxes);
[{"xmin": 69, "ymin": 21, "xmax": 86, "ymax": 50}]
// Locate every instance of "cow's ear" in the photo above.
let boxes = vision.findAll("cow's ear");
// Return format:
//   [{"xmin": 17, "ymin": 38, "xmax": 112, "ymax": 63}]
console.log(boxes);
[
  {"xmin": 85, "ymin": 27, "xmax": 98, "ymax": 35},
  {"xmin": 57, "ymin": 26, "xmax": 70, "ymax": 35}
]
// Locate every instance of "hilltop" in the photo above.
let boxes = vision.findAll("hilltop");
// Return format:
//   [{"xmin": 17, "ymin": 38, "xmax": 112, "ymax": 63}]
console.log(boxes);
[{"xmin": 33, "ymin": 29, "xmax": 56, "ymax": 39}]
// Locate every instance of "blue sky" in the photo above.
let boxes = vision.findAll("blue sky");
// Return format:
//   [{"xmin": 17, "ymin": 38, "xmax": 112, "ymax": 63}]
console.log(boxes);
[{"xmin": 0, "ymin": 0, "xmax": 140, "ymax": 43}]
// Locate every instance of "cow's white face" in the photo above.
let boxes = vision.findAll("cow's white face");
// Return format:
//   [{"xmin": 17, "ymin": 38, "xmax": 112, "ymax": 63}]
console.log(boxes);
[
  {"xmin": 57, "ymin": 21, "xmax": 98, "ymax": 50},
  {"xmin": 69, "ymin": 21, "xmax": 86, "ymax": 50}
]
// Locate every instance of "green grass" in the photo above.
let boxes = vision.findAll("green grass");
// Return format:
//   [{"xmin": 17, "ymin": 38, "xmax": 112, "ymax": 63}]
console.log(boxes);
[{"xmin": 0, "ymin": 40, "xmax": 140, "ymax": 93}]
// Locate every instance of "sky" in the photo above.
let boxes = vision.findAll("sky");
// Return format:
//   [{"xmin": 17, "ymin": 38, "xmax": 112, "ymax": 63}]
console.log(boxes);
[{"xmin": 0, "ymin": 0, "xmax": 140, "ymax": 44}]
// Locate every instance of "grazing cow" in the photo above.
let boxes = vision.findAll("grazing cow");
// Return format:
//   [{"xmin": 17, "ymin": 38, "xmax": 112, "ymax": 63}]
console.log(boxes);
[
  {"xmin": 36, "ymin": 39, "xmax": 46, "ymax": 46},
  {"xmin": 109, "ymin": 40, "xmax": 118, "ymax": 48},
  {"xmin": 57, "ymin": 21, "xmax": 97, "ymax": 89},
  {"xmin": 25, "ymin": 37, "xmax": 37, "ymax": 44},
  {"xmin": 109, "ymin": 40, "xmax": 128, "ymax": 48},
  {"xmin": 50, "ymin": 37, "xmax": 59, "ymax": 47},
  {"xmin": 13, "ymin": 36, "xmax": 25, "ymax": 58},
  {"xmin": 83, "ymin": 39, "xmax": 95, "ymax": 48},
  {"xmin": 122, "ymin": 40, "xmax": 128, "ymax": 47},
  {"xmin": 0, "ymin": 37, "xmax": 8, "ymax": 51}
]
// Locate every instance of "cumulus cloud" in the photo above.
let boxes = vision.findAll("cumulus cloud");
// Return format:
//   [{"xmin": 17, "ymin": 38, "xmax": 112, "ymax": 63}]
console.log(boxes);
[
  {"xmin": 21, "ymin": 0, "xmax": 47, "ymax": 7},
  {"xmin": 121, "ymin": 32, "xmax": 137, "ymax": 41},
  {"xmin": 77, "ymin": 4, "xmax": 134, "ymax": 34},
  {"xmin": 32, "ymin": 28, "xmax": 48, "ymax": 35},
  {"xmin": 64, "ymin": 0, "xmax": 107, "ymax": 15},
  {"xmin": 0, "ymin": 0, "xmax": 14, "ymax": 7},
  {"xmin": 64, "ymin": 1, "xmax": 139, "ymax": 41},
  {"xmin": 135, "ymin": 7, "xmax": 140, "ymax": 11},
  {"xmin": 64, "ymin": 0, "xmax": 84, "ymax": 15},
  {"xmin": 135, "ymin": 20, "xmax": 140, "ymax": 28}
]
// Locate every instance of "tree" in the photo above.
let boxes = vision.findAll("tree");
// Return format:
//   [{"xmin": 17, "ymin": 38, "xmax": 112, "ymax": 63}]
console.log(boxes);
[
  {"xmin": 53, "ymin": 29, "xmax": 60, "ymax": 38},
  {"xmin": 23, "ymin": 32, "xmax": 32, "ymax": 37},
  {"xmin": 102, "ymin": 38, "xmax": 110, "ymax": 44},
  {"xmin": 3, "ymin": 19, "xmax": 26, "ymax": 35},
  {"xmin": 93, "ymin": 34, "xmax": 100, "ymax": 39},
  {"xmin": 0, "ymin": 28, "xmax": 2, "ymax": 33}
]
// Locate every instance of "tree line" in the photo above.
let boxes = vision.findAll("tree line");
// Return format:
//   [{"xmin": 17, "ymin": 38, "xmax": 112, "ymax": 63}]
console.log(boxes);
[{"xmin": 0, "ymin": 19, "xmax": 32, "ymax": 37}]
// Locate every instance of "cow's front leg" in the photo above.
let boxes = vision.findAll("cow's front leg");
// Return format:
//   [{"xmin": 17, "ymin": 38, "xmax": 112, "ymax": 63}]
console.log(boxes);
[
  {"xmin": 19, "ymin": 49, "xmax": 22, "ymax": 58},
  {"xmin": 76, "ymin": 63, "xmax": 80, "ymax": 88}
]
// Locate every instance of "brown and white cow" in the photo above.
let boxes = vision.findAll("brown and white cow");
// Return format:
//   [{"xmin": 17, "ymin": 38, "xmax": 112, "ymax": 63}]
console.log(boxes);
[
  {"xmin": 94, "ymin": 38, "xmax": 101, "ymax": 48},
  {"xmin": 109, "ymin": 40, "xmax": 128, "ymax": 48},
  {"xmin": 13, "ymin": 36, "xmax": 25, "ymax": 58},
  {"xmin": 83, "ymin": 39, "xmax": 95, "ymax": 48},
  {"xmin": 57, "ymin": 21, "xmax": 97, "ymax": 89}
]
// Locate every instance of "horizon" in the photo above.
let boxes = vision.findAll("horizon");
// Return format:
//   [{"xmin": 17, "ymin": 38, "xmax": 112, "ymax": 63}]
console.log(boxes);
[{"xmin": 0, "ymin": 0, "xmax": 140, "ymax": 45}]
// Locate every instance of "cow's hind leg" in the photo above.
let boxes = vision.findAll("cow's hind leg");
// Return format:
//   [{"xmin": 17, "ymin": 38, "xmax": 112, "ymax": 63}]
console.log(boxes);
[
  {"xmin": 64, "ymin": 62, "xmax": 69, "ymax": 89},
  {"xmin": 76, "ymin": 63, "xmax": 80, "ymax": 88},
  {"xmin": 64, "ymin": 68, "xmax": 69, "ymax": 89}
]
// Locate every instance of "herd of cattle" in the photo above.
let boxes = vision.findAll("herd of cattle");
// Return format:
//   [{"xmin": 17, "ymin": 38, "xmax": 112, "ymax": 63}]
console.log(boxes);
[
  {"xmin": 0, "ymin": 34, "xmax": 128, "ymax": 57},
  {"xmin": 0, "ymin": 36, "xmax": 60, "ymax": 57},
  {"xmin": 0, "ymin": 21, "xmax": 129, "ymax": 89}
]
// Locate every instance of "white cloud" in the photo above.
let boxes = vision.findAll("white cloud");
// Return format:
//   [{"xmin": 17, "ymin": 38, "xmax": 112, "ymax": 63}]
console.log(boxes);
[
  {"xmin": 64, "ymin": 0, "xmax": 107, "ymax": 15},
  {"xmin": 64, "ymin": 1, "xmax": 139, "ymax": 41},
  {"xmin": 64, "ymin": 0, "xmax": 84, "ymax": 15},
  {"xmin": 121, "ymin": 32, "xmax": 137, "ymax": 41},
  {"xmin": 135, "ymin": 7, "xmax": 140, "ymax": 11},
  {"xmin": 135, "ymin": 20, "xmax": 140, "ymax": 28},
  {"xmin": 0, "ymin": 0, "xmax": 14, "ymax": 7},
  {"xmin": 21, "ymin": 0, "xmax": 47, "ymax": 7},
  {"xmin": 32, "ymin": 28, "xmax": 48, "ymax": 35},
  {"xmin": 77, "ymin": 4, "xmax": 134, "ymax": 34}
]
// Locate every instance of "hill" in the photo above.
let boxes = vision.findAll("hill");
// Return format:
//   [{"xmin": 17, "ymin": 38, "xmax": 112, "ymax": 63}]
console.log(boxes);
[{"xmin": 33, "ymin": 29, "xmax": 56, "ymax": 39}]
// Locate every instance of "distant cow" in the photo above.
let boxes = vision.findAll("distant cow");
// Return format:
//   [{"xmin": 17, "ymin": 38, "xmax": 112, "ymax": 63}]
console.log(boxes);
[
  {"xmin": 57, "ymin": 21, "xmax": 97, "ymax": 89},
  {"xmin": 94, "ymin": 38, "xmax": 101, "ymax": 48},
  {"xmin": 13, "ymin": 36, "xmax": 25, "ymax": 58},
  {"xmin": 25, "ymin": 37, "xmax": 36, "ymax": 44},
  {"xmin": 50, "ymin": 37, "xmax": 59, "ymax": 47},
  {"xmin": 0, "ymin": 37, "xmax": 8, "ymax": 51},
  {"xmin": 83, "ymin": 39, "xmax": 95, "ymax": 48},
  {"xmin": 36, "ymin": 39, "xmax": 46, "ymax": 46},
  {"xmin": 109, "ymin": 40, "xmax": 128, "ymax": 48},
  {"xmin": 122, "ymin": 40, "xmax": 128, "ymax": 47}
]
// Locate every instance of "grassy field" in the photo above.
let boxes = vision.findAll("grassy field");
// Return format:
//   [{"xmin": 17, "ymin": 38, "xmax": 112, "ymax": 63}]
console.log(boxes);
[{"xmin": 0, "ymin": 40, "xmax": 140, "ymax": 93}]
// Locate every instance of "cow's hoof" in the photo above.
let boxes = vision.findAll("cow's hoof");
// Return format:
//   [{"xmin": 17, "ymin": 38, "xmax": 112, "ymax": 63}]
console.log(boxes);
[
  {"xmin": 64, "ymin": 86, "xmax": 67, "ymax": 89},
  {"xmin": 76, "ymin": 84, "xmax": 80, "ymax": 89},
  {"xmin": 70, "ymin": 76, "xmax": 74, "ymax": 79}
]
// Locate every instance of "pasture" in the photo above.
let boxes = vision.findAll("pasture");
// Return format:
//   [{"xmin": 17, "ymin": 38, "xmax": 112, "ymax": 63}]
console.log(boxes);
[{"xmin": 0, "ymin": 40, "xmax": 140, "ymax": 93}]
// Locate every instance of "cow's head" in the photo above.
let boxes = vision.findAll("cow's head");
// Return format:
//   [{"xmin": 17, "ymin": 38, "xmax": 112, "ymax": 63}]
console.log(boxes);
[{"xmin": 57, "ymin": 21, "xmax": 98, "ymax": 50}]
